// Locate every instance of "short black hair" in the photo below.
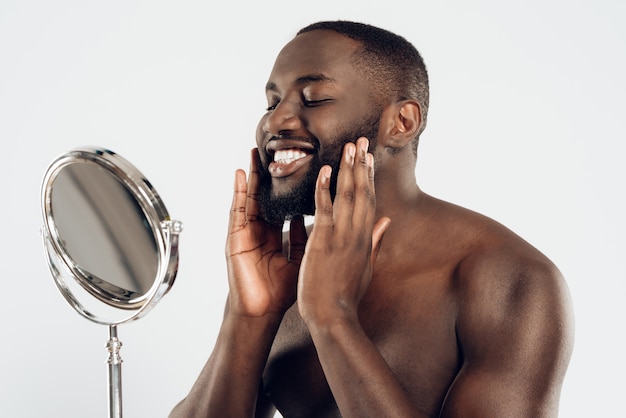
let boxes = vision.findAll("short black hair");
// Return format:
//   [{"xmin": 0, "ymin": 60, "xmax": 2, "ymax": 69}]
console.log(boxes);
[{"xmin": 297, "ymin": 21, "xmax": 429, "ymax": 149}]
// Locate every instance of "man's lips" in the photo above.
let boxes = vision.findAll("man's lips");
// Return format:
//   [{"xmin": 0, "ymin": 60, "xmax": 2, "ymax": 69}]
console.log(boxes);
[
  {"xmin": 266, "ymin": 139, "xmax": 315, "ymax": 178},
  {"xmin": 268, "ymin": 152, "xmax": 314, "ymax": 177}
]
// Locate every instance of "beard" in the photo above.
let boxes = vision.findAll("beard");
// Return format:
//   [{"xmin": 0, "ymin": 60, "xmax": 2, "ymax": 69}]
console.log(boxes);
[{"xmin": 257, "ymin": 111, "xmax": 381, "ymax": 226}]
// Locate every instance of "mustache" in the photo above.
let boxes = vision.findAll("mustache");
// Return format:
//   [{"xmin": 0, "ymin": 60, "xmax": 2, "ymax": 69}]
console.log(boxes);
[{"xmin": 268, "ymin": 134, "xmax": 319, "ymax": 151}]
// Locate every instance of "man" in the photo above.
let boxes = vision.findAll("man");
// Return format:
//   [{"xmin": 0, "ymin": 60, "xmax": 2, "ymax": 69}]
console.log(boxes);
[{"xmin": 170, "ymin": 21, "xmax": 574, "ymax": 417}]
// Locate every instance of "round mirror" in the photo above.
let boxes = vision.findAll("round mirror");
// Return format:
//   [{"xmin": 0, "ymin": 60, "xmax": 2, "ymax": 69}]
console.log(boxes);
[{"xmin": 41, "ymin": 147, "xmax": 182, "ymax": 325}]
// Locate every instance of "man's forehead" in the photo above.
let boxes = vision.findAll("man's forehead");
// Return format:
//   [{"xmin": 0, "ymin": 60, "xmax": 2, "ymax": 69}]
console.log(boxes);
[{"xmin": 268, "ymin": 30, "xmax": 361, "ymax": 86}]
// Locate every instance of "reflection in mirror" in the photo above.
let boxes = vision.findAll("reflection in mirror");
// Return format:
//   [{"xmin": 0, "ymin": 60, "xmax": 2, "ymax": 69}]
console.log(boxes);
[
  {"xmin": 41, "ymin": 147, "xmax": 182, "ymax": 418},
  {"xmin": 51, "ymin": 161, "xmax": 158, "ymax": 304}
]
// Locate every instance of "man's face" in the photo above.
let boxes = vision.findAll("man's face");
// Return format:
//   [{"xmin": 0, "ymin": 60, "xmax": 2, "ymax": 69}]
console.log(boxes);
[{"xmin": 255, "ymin": 30, "xmax": 382, "ymax": 225}]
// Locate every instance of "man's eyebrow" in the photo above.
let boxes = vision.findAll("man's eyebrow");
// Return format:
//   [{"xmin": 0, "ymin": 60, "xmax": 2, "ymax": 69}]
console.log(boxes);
[{"xmin": 265, "ymin": 74, "xmax": 336, "ymax": 92}]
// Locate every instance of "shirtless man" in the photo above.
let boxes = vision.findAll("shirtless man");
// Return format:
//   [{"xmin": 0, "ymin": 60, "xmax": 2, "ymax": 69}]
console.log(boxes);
[{"xmin": 170, "ymin": 21, "xmax": 574, "ymax": 417}]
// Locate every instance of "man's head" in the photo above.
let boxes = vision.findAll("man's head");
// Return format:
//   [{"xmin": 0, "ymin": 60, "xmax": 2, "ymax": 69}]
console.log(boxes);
[
  {"xmin": 297, "ymin": 21, "xmax": 429, "ymax": 142},
  {"xmin": 255, "ymin": 21, "xmax": 429, "ymax": 225}
]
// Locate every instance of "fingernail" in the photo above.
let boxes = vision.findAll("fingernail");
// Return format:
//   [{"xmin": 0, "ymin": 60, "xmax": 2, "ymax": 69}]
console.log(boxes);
[
  {"xmin": 322, "ymin": 165, "xmax": 332, "ymax": 181},
  {"xmin": 360, "ymin": 137, "xmax": 369, "ymax": 153}
]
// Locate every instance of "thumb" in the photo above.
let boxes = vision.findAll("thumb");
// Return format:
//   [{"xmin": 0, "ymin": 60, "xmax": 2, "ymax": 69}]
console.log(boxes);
[
  {"xmin": 288, "ymin": 215, "xmax": 308, "ymax": 263},
  {"xmin": 371, "ymin": 217, "xmax": 391, "ymax": 269}
]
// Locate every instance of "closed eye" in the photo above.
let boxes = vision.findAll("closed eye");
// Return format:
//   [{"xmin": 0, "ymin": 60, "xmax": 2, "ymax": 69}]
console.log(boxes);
[
  {"xmin": 303, "ymin": 98, "xmax": 333, "ymax": 107},
  {"xmin": 266, "ymin": 99, "xmax": 279, "ymax": 111}
]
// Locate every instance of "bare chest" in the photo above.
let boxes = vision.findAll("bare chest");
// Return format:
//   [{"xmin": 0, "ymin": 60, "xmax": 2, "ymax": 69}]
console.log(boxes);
[{"xmin": 262, "ymin": 268, "xmax": 461, "ymax": 417}]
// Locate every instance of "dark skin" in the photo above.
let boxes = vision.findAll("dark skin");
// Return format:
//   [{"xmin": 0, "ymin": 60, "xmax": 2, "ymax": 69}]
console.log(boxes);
[{"xmin": 170, "ymin": 30, "xmax": 574, "ymax": 418}]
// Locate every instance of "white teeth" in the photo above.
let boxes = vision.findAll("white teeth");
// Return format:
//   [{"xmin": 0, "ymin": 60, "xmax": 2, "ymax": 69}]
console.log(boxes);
[{"xmin": 274, "ymin": 149, "xmax": 307, "ymax": 164}]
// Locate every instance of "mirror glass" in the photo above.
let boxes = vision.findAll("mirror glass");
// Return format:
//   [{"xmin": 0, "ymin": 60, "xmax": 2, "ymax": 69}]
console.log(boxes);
[
  {"xmin": 51, "ymin": 161, "xmax": 158, "ymax": 302},
  {"xmin": 42, "ymin": 147, "xmax": 181, "ymax": 323}
]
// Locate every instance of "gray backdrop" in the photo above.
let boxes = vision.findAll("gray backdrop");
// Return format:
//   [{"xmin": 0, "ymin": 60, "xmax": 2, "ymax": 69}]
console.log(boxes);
[{"xmin": 1, "ymin": 0, "xmax": 624, "ymax": 416}]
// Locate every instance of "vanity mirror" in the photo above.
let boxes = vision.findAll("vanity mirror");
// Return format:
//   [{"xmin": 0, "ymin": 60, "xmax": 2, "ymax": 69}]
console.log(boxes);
[{"xmin": 41, "ymin": 147, "xmax": 182, "ymax": 418}]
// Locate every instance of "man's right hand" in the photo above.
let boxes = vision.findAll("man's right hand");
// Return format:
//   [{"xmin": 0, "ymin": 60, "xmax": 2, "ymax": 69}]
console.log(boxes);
[{"xmin": 226, "ymin": 148, "xmax": 307, "ymax": 318}]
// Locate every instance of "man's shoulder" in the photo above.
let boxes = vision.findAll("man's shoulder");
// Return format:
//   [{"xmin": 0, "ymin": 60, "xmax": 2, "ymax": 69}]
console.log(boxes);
[
  {"xmin": 420, "ymin": 194, "xmax": 567, "ymax": 304},
  {"xmin": 431, "ymin": 198, "xmax": 573, "ymax": 343}
]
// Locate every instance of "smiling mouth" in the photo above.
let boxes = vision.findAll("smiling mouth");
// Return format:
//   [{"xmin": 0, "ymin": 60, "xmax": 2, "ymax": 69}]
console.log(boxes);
[
  {"xmin": 273, "ymin": 149, "xmax": 308, "ymax": 164},
  {"xmin": 268, "ymin": 147, "xmax": 314, "ymax": 178}
]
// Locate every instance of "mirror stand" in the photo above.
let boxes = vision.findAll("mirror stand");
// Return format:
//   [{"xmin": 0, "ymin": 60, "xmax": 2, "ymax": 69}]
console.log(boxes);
[
  {"xmin": 107, "ymin": 325, "xmax": 123, "ymax": 418},
  {"xmin": 41, "ymin": 147, "xmax": 182, "ymax": 418}
]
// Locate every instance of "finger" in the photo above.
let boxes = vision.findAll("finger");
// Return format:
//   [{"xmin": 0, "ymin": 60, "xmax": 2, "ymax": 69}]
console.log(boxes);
[
  {"xmin": 370, "ymin": 216, "xmax": 391, "ymax": 270},
  {"xmin": 352, "ymin": 137, "xmax": 376, "ymax": 229},
  {"xmin": 229, "ymin": 168, "xmax": 248, "ymax": 233},
  {"xmin": 288, "ymin": 215, "xmax": 308, "ymax": 263},
  {"xmin": 312, "ymin": 165, "xmax": 334, "ymax": 237},
  {"xmin": 246, "ymin": 148, "xmax": 262, "ymax": 221},
  {"xmin": 333, "ymin": 141, "xmax": 357, "ymax": 231}
]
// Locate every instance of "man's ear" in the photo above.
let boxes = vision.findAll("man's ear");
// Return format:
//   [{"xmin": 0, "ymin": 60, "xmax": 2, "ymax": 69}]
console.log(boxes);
[{"xmin": 379, "ymin": 100, "xmax": 421, "ymax": 149}]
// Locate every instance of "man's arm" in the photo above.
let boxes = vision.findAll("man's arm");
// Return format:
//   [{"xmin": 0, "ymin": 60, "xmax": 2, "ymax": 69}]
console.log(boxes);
[
  {"xmin": 170, "ymin": 150, "xmax": 306, "ymax": 417},
  {"xmin": 297, "ymin": 138, "xmax": 424, "ymax": 417},
  {"xmin": 441, "ymin": 252, "xmax": 574, "ymax": 417},
  {"xmin": 169, "ymin": 311, "xmax": 282, "ymax": 418}
]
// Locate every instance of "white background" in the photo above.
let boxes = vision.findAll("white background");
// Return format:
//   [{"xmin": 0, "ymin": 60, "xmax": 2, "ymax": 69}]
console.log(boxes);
[{"xmin": 1, "ymin": 1, "xmax": 624, "ymax": 416}]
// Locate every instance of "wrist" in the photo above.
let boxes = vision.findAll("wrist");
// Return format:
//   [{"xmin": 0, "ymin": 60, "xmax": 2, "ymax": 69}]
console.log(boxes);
[
  {"xmin": 226, "ymin": 291, "xmax": 293, "ymax": 320},
  {"xmin": 224, "ymin": 308, "xmax": 285, "ymax": 332},
  {"xmin": 301, "ymin": 304, "xmax": 360, "ymax": 336}
]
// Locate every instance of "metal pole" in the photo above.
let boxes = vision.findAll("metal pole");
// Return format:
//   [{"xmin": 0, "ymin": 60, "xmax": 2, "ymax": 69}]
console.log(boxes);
[{"xmin": 106, "ymin": 325, "xmax": 123, "ymax": 418}]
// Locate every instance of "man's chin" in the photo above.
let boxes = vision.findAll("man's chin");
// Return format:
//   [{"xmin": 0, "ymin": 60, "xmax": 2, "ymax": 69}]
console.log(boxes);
[
  {"xmin": 259, "ymin": 195, "xmax": 315, "ymax": 226},
  {"xmin": 257, "ymin": 166, "xmax": 318, "ymax": 225}
]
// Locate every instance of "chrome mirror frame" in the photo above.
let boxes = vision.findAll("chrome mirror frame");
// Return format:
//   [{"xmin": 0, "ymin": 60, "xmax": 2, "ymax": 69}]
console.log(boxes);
[{"xmin": 42, "ymin": 147, "xmax": 182, "ymax": 323}]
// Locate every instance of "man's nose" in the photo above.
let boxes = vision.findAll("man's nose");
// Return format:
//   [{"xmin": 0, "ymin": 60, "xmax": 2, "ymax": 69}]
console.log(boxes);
[{"xmin": 262, "ymin": 100, "xmax": 302, "ymax": 135}]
